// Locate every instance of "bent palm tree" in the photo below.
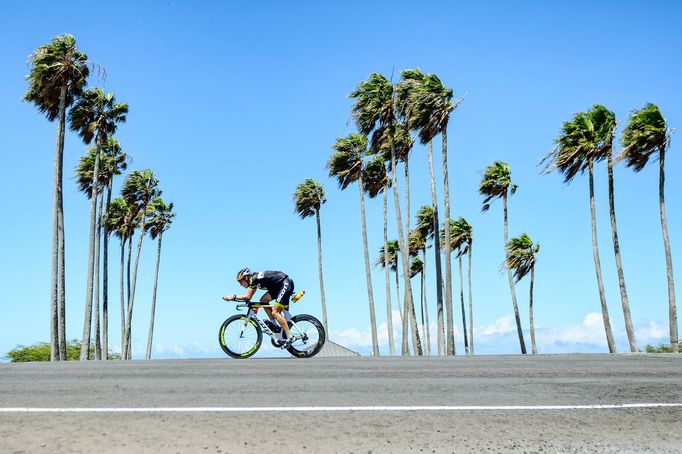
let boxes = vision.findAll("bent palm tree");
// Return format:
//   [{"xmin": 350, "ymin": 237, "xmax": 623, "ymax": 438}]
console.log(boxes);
[
  {"xmin": 328, "ymin": 133, "xmax": 379, "ymax": 356},
  {"xmin": 542, "ymin": 109, "xmax": 617, "ymax": 353},
  {"xmin": 121, "ymin": 169, "xmax": 160, "ymax": 359},
  {"xmin": 409, "ymin": 229, "xmax": 430, "ymax": 355},
  {"xmin": 350, "ymin": 73, "xmax": 421, "ymax": 355},
  {"xmin": 621, "ymin": 103, "xmax": 677, "ymax": 353},
  {"xmin": 293, "ymin": 179, "xmax": 329, "ymax": 334},
  {"xmin": 98, "ymin": 137, "xmax": 128, "ymax": 359},
  {"xmin": 145, "ymin": 199, "xmax": 175, "ymax": 360},
  {"xmin": 506, "ymin": 234, "xmax": 540, "ymax": 354},
  {"xmin": 443, "ymin": 217, "xmax": 473, "ymax": 355},
  {"xmin": 24, "ymin": 34, "xmax": 89, "ymax": 361},
  {"xmin": 480, "ymin": 161, "xmax": 527, "ymax": 354},
  {"xmin": 363, "ymin": 157, "xmax": 395, "ymax": 354},
  {"xmin": 69, "ymin": 88, "xmax": 128, "ymax": 360}
]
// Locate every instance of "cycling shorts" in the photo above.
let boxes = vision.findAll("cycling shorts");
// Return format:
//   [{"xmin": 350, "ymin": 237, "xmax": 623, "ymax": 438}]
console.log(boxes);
[{"xmin": 267, "ymin": 278, "xmax": 294, "ymax": 308}]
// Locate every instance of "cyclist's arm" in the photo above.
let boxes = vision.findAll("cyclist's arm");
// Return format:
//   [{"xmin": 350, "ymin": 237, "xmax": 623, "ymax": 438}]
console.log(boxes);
[{"xmin": 226, "ymin": 286, "xmax": 256, "ymax": 301}]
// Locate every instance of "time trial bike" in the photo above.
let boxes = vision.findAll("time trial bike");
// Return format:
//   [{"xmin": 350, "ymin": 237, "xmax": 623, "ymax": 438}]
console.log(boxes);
[{"xmin": 218, "ymin": 299, "xmax": 326, "ymax": 359}]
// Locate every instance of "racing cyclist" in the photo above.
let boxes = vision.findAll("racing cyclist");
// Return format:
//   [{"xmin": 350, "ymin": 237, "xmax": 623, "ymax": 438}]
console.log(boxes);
[{"xmin": 223, "ymin": 268, "xmax": 296, "ymax": 347}]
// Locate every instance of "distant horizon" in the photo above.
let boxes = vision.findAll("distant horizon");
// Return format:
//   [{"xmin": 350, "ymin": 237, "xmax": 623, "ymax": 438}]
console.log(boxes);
[{"xmin": 1, "ymin": 0, "xmax": 680, "ymax": 360}]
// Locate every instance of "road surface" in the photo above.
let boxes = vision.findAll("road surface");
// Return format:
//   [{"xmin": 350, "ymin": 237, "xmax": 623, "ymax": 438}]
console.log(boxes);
[{"xmin": 1, "ymin": 354, "xmax": 681, "ymax": 452}]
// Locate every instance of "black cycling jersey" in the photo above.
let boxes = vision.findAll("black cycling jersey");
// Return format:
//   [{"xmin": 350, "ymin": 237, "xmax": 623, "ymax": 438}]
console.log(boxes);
[{"xmin": 247, "ymin": 271, "xmax": 288, "ymax": 293}]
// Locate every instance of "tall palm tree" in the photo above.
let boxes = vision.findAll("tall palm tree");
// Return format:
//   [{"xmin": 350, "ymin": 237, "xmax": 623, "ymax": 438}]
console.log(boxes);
[
  {"xmin": 98, "ymin": 137, "xmax": 128, "ymax": 359},
  {"xmin": 363, "ymin": 157, "xmax": 395, "ymax": 354},
  {"xmin": 588, "ymin": 105, "xmax": 638, "ymax": 352},
  {"xmin": 328, "ymin": 133, "xmax": 379, "ymax": 356},
  {"xmin": 69, "ymin": 88, "xmax": 128, "ymax": 360},
  {"xmin": 480, "ymin": 161, "xmax": 527, "ymax": 354},
  {"xmin": 350, "ymin": 73, "xmax": 421, "ymax": 356},
  {"xmin": 74, "ymin": 147, "xmax": 108, "ymax": 359},
  {"xmin": 145, "ymin": 198, "xmax": 175, "ymax": 360},
  {"xmin": 121, "ymin": 169, "xmax": 160, "ymax": 360},
  {"xmin": 107, "ymin": 197, "xmax": 136, "ymax": 358},
  {"xmin": 621, "ymin": 103, "xmax": 677, "ymax": 353},
  {"xmin": 506, "ymin": 234, "xmax": 540, "ymax": 354},
  {"xmin": 542, "ymin": 110, "xmax": 617, "ymax": 353},
  {"xmin": 443, "ymin": 217, "xmax": 473, "ymax": 355},
  {"xmin": 397, "ymin": 70, "xmax": 458, "ymax": 355},
  {"xmin": 24, "ymin": 34, "xmax": 89, "ymax": 361},
  {"xmin": 293, "ymin": 179, "xmax": 329, "ymax": 334}
]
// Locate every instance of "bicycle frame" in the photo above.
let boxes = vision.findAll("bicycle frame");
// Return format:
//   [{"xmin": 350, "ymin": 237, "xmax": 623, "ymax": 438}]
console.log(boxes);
[{"xmin": 236, "ymin": 302, "xmax": 301, "ymax": 342}]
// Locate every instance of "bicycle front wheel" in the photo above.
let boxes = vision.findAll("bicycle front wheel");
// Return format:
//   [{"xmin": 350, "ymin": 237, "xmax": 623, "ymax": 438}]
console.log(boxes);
[
  {"xmin": 219, "ymin": 315, "xmax": 262, "ymax": 359},
  {"xmin": 286, "ymin": 314, "xmax": 326, "ymax": 358}
]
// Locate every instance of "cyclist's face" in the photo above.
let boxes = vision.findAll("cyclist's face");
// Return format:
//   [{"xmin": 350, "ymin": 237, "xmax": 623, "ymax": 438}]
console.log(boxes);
[{"xmin": 238, "ymin": 278, "xmax": 248, "ymax": 288}]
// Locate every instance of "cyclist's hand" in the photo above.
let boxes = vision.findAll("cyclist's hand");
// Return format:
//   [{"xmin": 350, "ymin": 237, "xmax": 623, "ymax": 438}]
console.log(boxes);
[{"xmin": 223, "ymin": 295, "xmax": 233, "ymax": 301}]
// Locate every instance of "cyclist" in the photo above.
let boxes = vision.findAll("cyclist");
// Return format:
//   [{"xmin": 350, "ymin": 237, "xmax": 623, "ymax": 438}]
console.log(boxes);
[{"xmin": 223, "ymin": 267, "xmax": 296, "ymax": 347}]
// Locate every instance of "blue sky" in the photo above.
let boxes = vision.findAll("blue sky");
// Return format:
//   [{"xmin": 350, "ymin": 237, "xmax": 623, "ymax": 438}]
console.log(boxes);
[{"xmin": 1, "ymin": 1, "xmax": 680, "ymax": 358}]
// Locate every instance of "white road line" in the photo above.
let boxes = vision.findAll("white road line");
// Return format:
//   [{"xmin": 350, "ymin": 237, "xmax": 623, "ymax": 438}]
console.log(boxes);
[{"xmin": 0, "ymin": 403, "xmax": 681, "ymax": 413}]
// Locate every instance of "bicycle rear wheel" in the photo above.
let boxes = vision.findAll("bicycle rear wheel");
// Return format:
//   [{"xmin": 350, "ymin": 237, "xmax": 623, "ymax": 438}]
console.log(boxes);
[
  {"xmin": 286, "ymin": 314, "xmax": 326, "ymax": 358},
  {"xmin": 219, "ymin": 315, "xmax": 262, "ymax": 359}
]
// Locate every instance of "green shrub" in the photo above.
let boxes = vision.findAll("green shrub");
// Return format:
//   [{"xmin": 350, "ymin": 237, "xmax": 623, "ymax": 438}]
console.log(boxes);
[
  {"xmin": 645, "ymin": 342, "xmax": 682, "ymax": 353},
  {"xmin": 5, "ymin": 339, "xmax": 122, "ymax": 362}
]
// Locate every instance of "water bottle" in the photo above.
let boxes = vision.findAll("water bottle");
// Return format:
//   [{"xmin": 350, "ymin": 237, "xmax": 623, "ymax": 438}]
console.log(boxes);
[{"xmin": 292, "ymin": 290, "xmax": 305, "ymax": 303}]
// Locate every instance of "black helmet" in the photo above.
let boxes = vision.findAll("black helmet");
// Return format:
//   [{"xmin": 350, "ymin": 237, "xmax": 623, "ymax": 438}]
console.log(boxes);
[{"xmin": 236, "ymin": 267, "xmax": 251, "ymax": 281}]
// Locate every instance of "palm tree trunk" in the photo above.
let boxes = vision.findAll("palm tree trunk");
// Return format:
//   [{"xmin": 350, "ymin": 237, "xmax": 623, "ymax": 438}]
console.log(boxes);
[
  {"xmin": 80, "ymin": 139, "xmax": 103, "ymax": 360},
  {"xmin": 529, "ymin": 265, "xmax": 537, "ymax": 354},
  {"xmin": 442, "ymin": 130, "xmax": 455, "ymax": 355},
  {"xmin": 504, "ymin": 194, "xmax": 527, "ymax": 354},
  {"xmin": 124, "ymin": 234, "xmax": 133, "ymax": 358},
  {"xmin": 120, "ymin": 238, "xmax": 126, "ymax": 360},
  {"xmin": 93, "ymin": 190, "xmax": 104, "ymax": 360},
  {"xmin": 51, "ymin": 84, "xmax": 67, "ymax": 361},
  {"xmin": 146, "ymin": 233, "xmax": 163, "ymax": 360},
  {"xmin": 126, "ymin": 214, "xmax": 148, "ymax": 360},
  {"xmin": 404, "ymin": 157, "xmax": 422, "ymax": 355},
  {"xmin": 427, "ymin": 140, "xmax": 445, "ymax": 355},
  {"xmin": 57, "ymin": 197, "xmax": 66, "ymax": 361},
  {"xmin": 659, "ymin": 148, "xmax": 678, "ymax": 353},
  {"xmin": 468, "ymin": 242, "xmax": 474, "ymax": 355},
  {"xmin": 607, "ymin": 155, "xmax": 637, "ymax": 352},
  {"xmin": 458, "ymin": 251, "xmax": 469, "ymax": 355},
  {"xmin": 315, "ymin": 209, "xmax": 329, "ymax": 335},
  {"xmin": 588, "ymin": 162, "xmax": 616, "ymax": 353},
  {"xmin": 102, "ymin": 180, "xmax": 113, "ymax": 360},
  {"xmin": 357, "ymin": 177, "xmax": 379, "ymax": 356},
  {"xmin": 422, "ymin": 249, "xmax": 431, "ymax": 355},
  {"xmin": 383, "ymin": 190, "xmax": 395, "ymax": 355},
  {"xmin": 392, "ymin": 140, "xmax": 421, "ymax": 356}
]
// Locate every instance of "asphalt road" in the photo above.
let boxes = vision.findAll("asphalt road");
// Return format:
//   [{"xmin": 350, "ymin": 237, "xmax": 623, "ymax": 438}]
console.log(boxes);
[{"xmin": 1, "ymin": 354, "xmax": 681, "ymax": 453}]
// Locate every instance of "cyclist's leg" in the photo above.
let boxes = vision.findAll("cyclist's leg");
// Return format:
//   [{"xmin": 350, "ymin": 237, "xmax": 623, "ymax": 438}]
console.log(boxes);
[
  {"xmin": 272, "ymin": 279, "xmax": 294, "ymax": 338},
  {"xmin": 260, "ymin": 293, "xmax": 274, "ymax": 319}
]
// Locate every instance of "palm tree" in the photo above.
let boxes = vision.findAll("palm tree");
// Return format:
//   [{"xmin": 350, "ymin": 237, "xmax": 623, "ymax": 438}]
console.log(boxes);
[
  {"xmin": 350, "ymin": 73, "xmax": 421, "ymax": 356},
  {"xmin": 98, "ymin": 137, "xmax": 128, "ymax": 359},
  {"xmin": 24, "ymin": 34, "xmax": 89, "ymax": 361},
  {"xmin": 376, "ymin": 240, "xmax": 403, "ymax": 341},
  {"xmin": 542, "ymin": 110, "xmax": 617, "ymax": 353},
  {"xmin": 121, "ymin": 169, "xmax": 160, "ymax": 360},
  {"xmin": 69, "ymin": 88, "xmax": 128, "ymax": 360},
  {"xmin": 621, "ymin": 103, "xmax": 677, "ymax": 353},
  {"xmin": 363, "ymin": 156, "xmax": 395, "ymax": 354},
  {"xmin": 480, "ymin": 161, "xmax": 527, "ymax": 354},
  {"xmin": 588, "ymin": 105, "xmax": 639, "ymax": 353},
  {"xmin": 397, "ymin": 70, "xmax": 458, "ymax": 355},
  {"xmin": 328, "ymin": 133, "xmax": 379, "ymax": 356},
  {"xmin": 293, "ymin": 179, "xmax": 329, "ymax": 334},
  {"xmin": 409, "ymin": 229, "xmax": 430, "ymax": 355},
  {"xmin": 145, "ymin": 198, "xmax": 175, "ymax": 360},
  {"xmin": 443, "ymin": 217, "xmax": 473, "ymax": 355},
  {"xmin": 506, "ymin": 234, "xmax": 540, "ymax": 354},
  {"xmin": 107, "ymin": 197, "xmax": 136, "ymax": 358},
  {"xmin": 74, "ymin": 147, "xmax": 108, "ymax": 359}
]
